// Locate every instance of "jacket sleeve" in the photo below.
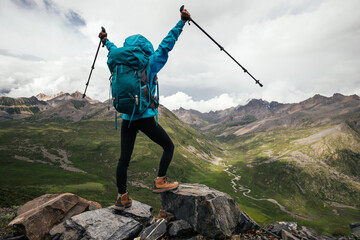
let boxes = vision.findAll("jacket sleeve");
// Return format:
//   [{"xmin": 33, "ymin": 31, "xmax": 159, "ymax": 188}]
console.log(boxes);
[
  {"xmin": 104, "ymin": 40, "xmax": 118, "ymax": 73},
  {"xmin": 105, "ymin": 39, "xmax": 118, "ymax": 53},
  {"xmin": 150, "ymin": 20, "xmax": 185, "ymax": 74}
]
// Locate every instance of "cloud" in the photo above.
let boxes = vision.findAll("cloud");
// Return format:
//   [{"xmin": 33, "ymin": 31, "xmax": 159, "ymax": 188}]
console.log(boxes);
[
  {"xmin": 0, "ymin": 88, "xmax": 11, "ymax": 96},
  {"xmin": 0, "ymin": 49, "xmax": 45, "ymax": 62},
  {"xmin": 66, "ymin": 10, "xmax": 86, "ymax": 26},
  {"xmin": 13, "ymin": 0, "xmax": 38, "ymax": 9},
  {"xmin": 161, "ymin": 92, "xmax": 246, "ymax": 113}
]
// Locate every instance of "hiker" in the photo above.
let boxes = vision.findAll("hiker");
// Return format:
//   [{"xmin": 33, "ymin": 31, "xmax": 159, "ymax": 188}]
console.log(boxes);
[{"xmin": 98, "ymin": 8, "xmax": 191, "ymax": 211}]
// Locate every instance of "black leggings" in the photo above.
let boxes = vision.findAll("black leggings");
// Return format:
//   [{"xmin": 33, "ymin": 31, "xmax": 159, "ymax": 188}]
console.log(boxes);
[{"xmin": 116, "ymin": 117, "xmax": 175, "ymax": 194}]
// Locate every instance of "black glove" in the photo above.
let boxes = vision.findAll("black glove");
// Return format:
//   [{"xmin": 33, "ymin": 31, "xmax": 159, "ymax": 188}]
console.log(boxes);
[
  {"xmin": 98, "ymin": 31, "xmax": 108, "ymax": 46},
  {"xmin": 181, "ymin": 8, "xmax": 191, "ymax": 22}
]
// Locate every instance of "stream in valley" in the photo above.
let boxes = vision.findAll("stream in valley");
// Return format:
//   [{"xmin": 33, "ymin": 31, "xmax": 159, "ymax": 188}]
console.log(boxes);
[{"xmin": 223, "ymin": 163, "xmax": 310, "ymax": 220}]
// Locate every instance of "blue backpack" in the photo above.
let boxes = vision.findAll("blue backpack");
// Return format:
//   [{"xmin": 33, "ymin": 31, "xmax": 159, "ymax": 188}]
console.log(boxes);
[{"xmin": 109, "ymin": 46, "xmax": 159, "ymax": 127}]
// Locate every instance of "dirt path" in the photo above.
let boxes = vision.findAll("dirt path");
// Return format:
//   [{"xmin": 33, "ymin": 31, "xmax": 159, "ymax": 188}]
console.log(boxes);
[{"xmin": 13, "ymin": 145, "xmax": 86, "ymax": 173}]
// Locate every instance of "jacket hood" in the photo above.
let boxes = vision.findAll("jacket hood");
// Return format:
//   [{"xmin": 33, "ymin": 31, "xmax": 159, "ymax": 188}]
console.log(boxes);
[{"xmin": 123, "ymin": 34, "xmax": 154, "ymax": 56}]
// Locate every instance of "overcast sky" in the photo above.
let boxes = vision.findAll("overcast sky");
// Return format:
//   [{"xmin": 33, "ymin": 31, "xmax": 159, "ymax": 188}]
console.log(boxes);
[{"xmin": 1, "ymin": 0, "xmax": 359, "ymax": 112}]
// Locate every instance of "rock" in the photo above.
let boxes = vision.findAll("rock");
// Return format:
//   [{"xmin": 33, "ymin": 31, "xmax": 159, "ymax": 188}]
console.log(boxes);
[
  {"xmin": 236, "ymin": 211, "xmax": 260, "ymax": 233},
  {"xmin": 181, "ymin": 235, "xmax": 204, "ymax": 240},
  {"xmin": 157, "ymin": 209, "xmax": 175, "ymax": 222},
  {"xmin": 116, "ymin": 200, "xmax": 153, "ymax": 225},
  {"xmin": 16, "ymin": 194, "xmax": 61, "ymax": 216},
  {"xmin": 351, "ymin": 223, "xmax": 360, "ymax": 239},
  {"xmin": 168, "ymin": 219, "xmax": 194, "ymax": 237},
  {"xmin": 139, "ymin": 218, "xmax": 167, "ymax": 240},
  {"xmin": 282, "ymin": 229, "xmax": 299, "ymax": 240},
  {"xmin": 51, "ymin": 206, "xmax": 142, "ymax": 240},
  {"xmin": 231, "ymin": 235, "xmax": 241, "ymax": 240},
  {"xmin": 351, "ymin": 223, "xmax": 360, "ymax": 229},
  {"xmin": 269, "ymin": 222, "xmax": 297, "ymax": 236},
  {"xmin": 160, "ymin": 183, "xmax": 241, "ymax": 239},
  {"xmin": 49, "ymin": 222, "xmax": 65, "ymax": 239},
  {"xmin": 297, "ymin": 226, "xmax": 318, "ymax": 240},
  {"xmin": 9, "ymin": 193, "xmax": 90, "ymax": 240},
  {"xmin": 88, "ymin": 201, "xmax": 102, "ymax": 211}
]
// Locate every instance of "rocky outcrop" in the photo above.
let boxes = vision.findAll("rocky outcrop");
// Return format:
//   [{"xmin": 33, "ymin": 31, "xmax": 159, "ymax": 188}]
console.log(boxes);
[
  {"xmin": 137, "ymin": 218, "xmax": 167, "ymax": 240},
  {"xmin": 160, "ymin": 183, "xmax": 241, "ymax": 238},
  {"xmin": 51, "ymin": 206, "xmax": 142, "ymax": 239},
  {"xmin": 50, "ymin": 200, "xmax": 153, "ymax": 240},
  {"xmin": 7, "ymin": 186, "xmax": 354, "ymax": 240},
  {"xmin": 237, "ymin": 211, "xmax": 260, "ymax": 233},
  {"xmin": 351, "ymin": 223, "xmax": 360, "ymax": 239},
  {"xmin": 167, "ymin": 219, "xmax": 194, "ymax": 237},
  {"xmin": 9, "ymin": 193, "xmax": 91, "ymax": 240}
]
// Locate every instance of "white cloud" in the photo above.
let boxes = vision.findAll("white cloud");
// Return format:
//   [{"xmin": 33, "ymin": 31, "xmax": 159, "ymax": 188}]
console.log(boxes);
[{"xmin": 161, "ymin": 92, "xmax": 246, "ymax": 113}]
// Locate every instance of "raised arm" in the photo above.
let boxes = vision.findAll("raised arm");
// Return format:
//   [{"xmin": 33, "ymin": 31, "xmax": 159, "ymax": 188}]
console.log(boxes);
[{"xmin": 150, "ymin": 8, "xmax": 191, "ymax": 74}]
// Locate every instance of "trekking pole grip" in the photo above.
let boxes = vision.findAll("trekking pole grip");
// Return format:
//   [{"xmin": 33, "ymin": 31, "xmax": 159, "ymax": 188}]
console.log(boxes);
[
  {"xmin": 101, "ymin": 26, "xmax": 106, "ymax": 47},
  {"xmin": 180, "ymin": 5, "xmax": 191, "ymax": 22}
]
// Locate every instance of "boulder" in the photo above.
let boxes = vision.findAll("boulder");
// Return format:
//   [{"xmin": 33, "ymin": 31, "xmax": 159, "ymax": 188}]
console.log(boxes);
[
  {"xmin": 236, "ymin": 211, "xmax": 260, "ymax": 233},
  {"xmin": 116, "ymin": 200, "xmax": 153, "ymax": 225},
  {"xmin": 168, "ymin": 219, "xmax": 194, "ymax": 237},
  {"xmin": 282, "ymin": 229, "xmax": 299, "ymax": 240},
  {"xmin": 296, "ymin": 225, "xmax": 318, "ymax": 240},
  {"xmin": 16, "ymin": 194, "xmax": 61, "ymax": 216},
  {"xmin": 160, "ymin": 183, "xmax": 241, "ymax": 239},
  {"xmin": 350, "ymin": 223, "xmax": 360, "ymax": 239},
  {"xmin": 50, "ymin": 206, "xmax": 142, "ymax": 240},
  {"xmin": 138, "ymin": 218, "xmax": 167, "ymax": 240},
  {"xmin": 268, "ymin": 222, "xmax": 297, "ymax": 236},
  {"xmin": 9, "ymin": 193, "xmax": 90, "ymax": 240}
]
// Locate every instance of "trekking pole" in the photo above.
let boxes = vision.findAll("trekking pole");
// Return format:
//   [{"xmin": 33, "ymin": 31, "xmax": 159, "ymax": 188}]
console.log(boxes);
[
  {"xmin": 180, "ymin": 5, "xmax": 263, "ymax": 87},
  {"xmin": 83, "ymin": 27, "xmax": 106, "ymax": 98}
]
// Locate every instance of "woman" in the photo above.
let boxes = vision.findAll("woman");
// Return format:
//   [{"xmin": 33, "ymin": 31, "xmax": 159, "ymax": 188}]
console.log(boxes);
[{"xmin": 99, "ymin": 8, "xmax": 191, "ymax": 210}]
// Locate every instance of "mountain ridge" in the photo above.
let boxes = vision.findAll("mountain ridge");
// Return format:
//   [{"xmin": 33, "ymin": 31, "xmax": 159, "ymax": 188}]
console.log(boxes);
[{"xmin": 173, "ymin": 93, "xmax": 360, "ymax": 136}]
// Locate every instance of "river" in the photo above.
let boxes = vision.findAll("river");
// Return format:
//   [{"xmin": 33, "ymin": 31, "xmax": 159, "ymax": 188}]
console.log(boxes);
[{"xmin": 223, "ymin": 163, "xmax": 311, "ymax": 220}]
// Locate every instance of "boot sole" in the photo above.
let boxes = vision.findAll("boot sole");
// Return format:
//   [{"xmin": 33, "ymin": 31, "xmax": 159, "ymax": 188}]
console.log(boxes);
[{"xmin": 152, "ymin": 185, "xmax": 179, "ymax": 193}]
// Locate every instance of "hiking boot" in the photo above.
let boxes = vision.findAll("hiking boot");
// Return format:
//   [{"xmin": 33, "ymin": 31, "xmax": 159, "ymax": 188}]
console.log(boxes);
[
  {"xmin": 153, "ymin": 176, "xmax": 179, "ymax": 193},
  {"xmin": 114, "ymin": 192, "xmax": 132, "ymax": 211}
]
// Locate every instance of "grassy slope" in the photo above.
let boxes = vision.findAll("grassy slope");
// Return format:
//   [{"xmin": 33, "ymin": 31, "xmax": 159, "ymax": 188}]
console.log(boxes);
[{"xmin": 222, "ymin": 124, "xmax": 360, "ymax": 236}]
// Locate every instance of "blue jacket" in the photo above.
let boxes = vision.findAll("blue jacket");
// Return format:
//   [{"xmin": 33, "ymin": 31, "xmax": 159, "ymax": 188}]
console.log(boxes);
[{"xmin": 105, "ymin": 20, "xmax": 185, "ymax": 120}]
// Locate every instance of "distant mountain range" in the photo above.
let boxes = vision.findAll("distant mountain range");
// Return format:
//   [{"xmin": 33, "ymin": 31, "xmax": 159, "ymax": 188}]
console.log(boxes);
[
  {"xmin": 0, "ymin": 91, "xmax": 112, "ymax": 122},
  {"xmin": 2, "ymin": 92, "xmax": 359, "ymax": 129},
  {"xmin": 173, "ymin": 93, "xmax": 360, "ymax": 137}
]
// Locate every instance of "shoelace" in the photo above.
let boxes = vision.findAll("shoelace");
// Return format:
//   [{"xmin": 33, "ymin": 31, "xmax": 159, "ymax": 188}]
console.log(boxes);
[{"xmin": 163, "ymin": 176, "xmax": 174, "ymax": 184}]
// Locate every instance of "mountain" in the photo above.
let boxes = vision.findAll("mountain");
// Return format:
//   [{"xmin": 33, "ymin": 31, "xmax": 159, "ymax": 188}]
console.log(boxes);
[
  {"xmin": 0, "ymin": 96, "xmax": 47, "ymax": 121},
  {"xmin": 0, "ymin": 91, "xmax": 114, "ymax": 122},
  {"xmin": 1, "ymin": 92, "xmax": 359, "ymax": 236},
  {"xmin": 174, "ymin": 93, "xmax": 360, "ymax": 136}
]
